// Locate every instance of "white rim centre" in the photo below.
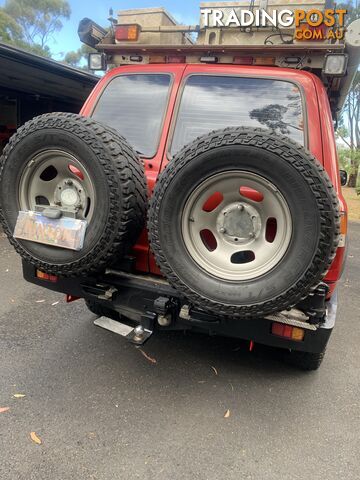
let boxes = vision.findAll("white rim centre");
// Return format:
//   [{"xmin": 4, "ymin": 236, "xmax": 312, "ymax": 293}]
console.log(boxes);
[{"xmin": 60, "ymin": 188, "xmax": 78, "ymax": 206}]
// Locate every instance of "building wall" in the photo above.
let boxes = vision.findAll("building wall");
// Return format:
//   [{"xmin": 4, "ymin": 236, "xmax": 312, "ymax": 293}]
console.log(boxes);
[{"xmin": 0, "ymin": 88, "xmax": 83, "ymax": 154}]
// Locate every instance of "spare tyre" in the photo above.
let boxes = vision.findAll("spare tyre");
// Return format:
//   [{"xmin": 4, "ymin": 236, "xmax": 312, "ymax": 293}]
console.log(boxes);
[
  {"xmin": 0, "ymin": 112, "xmax": 147, "ymax": 276},
  {"xmin": 148, "ymin": 128, "xmax": 340, "ymax": 319}
]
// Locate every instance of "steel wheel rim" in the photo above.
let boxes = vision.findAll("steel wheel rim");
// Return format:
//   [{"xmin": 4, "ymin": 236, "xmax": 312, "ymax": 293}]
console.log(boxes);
[
  {"xmin": 181, "ymin": 171, "xmax": 293, "ymax": 281},
  {"xmin": 19, "ymin": 150, "xmax": 96, "ymax": 222}
]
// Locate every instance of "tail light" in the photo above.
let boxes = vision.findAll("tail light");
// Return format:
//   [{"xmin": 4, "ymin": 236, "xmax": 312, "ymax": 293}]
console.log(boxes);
[
  {"xmin": 339, "ymin": 211, "xmax": 347, "ymax": 238},
  {"xmin": 149, "ymin": 55, "xmax": 167, "ymax": 63},
  {"xmin": 253, "ymin": 57, "xmax": 276, "ymax": 66},
  {"xmin": 233, "ymin": 56, "xmax": 276, "ymax": 66},
  {"xmin": 272, "ymin": 323, "xmax": 305, "ymax": 342},
  {"xmin": 233, "ymin": 56, "xmax": 253, "ymax": 65},
  {"xmin": 115, "ymin": 24, "xmax": 140, "ymax": 42},
  {"xmin": 36, "ymin": 270, "xmax": 58, "ymax": 283},
  {"xmin": 167, "ymin": 55, "xmax": 186, "ymax": 64}
]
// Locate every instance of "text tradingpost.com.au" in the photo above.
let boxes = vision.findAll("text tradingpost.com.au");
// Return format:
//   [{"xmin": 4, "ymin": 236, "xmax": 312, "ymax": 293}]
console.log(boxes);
[{"xmin": 201, "ymin": 8, "xmax": 347, "ymax": 29}]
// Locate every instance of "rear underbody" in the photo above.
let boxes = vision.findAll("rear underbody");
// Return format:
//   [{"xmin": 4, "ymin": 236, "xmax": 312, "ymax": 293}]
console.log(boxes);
[{"xmin": 23, "ymin": 260, "xmax": 336, "ymax": 354}]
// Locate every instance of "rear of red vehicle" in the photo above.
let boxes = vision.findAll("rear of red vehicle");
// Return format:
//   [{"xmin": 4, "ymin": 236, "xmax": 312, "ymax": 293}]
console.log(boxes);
[
  {"xmin": 3, "ymin": 63, "xmax": 343, "ymax": 371},
  {"xmin": 80, "ymin": 63, "xmax": 347, "ymax": 281},
  {"xmin": 2, "ymin": 3, "xmax": 358, "ymax": 370}
]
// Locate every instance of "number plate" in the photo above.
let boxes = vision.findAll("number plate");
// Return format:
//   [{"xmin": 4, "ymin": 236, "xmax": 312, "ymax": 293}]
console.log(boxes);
[{"xmin": 14, "ymin": 211, "xmax": 87, "ymax": 251}]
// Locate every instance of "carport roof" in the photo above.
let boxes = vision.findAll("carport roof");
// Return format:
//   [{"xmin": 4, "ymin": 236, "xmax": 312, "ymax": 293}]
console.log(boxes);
[{"xmin": 0, "ymin": 42, "xmax": 98, "ymax": 105}]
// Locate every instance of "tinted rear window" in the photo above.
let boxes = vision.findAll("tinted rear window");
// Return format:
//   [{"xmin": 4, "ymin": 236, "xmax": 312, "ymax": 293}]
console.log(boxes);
[
  {"xmin": 171, "ymin": 75, "xmax": 304, "ymax": 156},
  {"xmin": 92, "ymin": 74, "xmax": 171, "ymax": 157}
]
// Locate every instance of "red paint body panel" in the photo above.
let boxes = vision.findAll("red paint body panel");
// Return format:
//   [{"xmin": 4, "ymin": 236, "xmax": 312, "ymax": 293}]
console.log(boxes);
[
  {"xmin": 311, "ymin": 74, "xmax": 346, "ymax": 208},
  {"xmin": 311, "ymin": 75, "xmax": 347, "ymax": 288},
  {"xmin": 80, "ymin": 64, "xmax": 346, "ymax": 290}
]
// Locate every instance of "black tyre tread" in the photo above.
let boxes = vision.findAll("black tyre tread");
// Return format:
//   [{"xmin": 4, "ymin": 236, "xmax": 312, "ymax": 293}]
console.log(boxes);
[
  {"xmin": 0, "ymin": 112, "xmax": 147, "ymax": 276},
  {"xmin": 282, "ymin": 350, "xmax": 325, "ymax": 371},
  {"xmin": 148, "ymin": 127, "xmax": 340, "ymax": 319}
]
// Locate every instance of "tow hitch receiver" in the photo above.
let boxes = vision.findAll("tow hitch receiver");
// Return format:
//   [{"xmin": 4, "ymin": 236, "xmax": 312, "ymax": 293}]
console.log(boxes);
[{"xmin": 94, "ymin": 317, "xmax": 153, "ymax": 345}]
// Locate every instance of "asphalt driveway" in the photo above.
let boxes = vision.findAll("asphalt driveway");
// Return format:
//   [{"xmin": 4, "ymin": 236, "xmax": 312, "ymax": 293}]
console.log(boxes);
[{"xmin": 0, "ymin": 223, "xmax": 359, "ymax": 480}]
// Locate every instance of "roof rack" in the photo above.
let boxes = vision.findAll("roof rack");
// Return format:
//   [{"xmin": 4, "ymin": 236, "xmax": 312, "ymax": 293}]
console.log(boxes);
[{"xmin": 78, "ymin": 5, "xmax": 360, "ymax": 119}]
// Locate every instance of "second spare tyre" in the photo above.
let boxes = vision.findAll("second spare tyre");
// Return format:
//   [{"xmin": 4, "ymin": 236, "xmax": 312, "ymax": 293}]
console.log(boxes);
[
  {"xmin": 0, "ymin": 113, "xmax": 147, "ymax": 276},
  {"xmin": 148, "ymin": 127, "xmax": 340, "ymax": 319}
]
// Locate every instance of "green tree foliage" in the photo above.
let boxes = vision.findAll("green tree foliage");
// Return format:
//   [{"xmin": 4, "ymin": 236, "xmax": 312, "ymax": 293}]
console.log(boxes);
[
  {"xmin": 336, "ymin": 2, "xmax": 359, "ymax": 187},
  {"xmin": 337, "ymin": 72, "xmax": 360, "ymax": 188},
  {"xmin": 338, "ymin": 146, "xmax": 360, "ymax": 175},
  {"xmin": 63, "ymin": 44, "xmax": 95, "ymax": 69},
  {"xmin": 0, "ymin": 9, "xmax": 22, "ymax": 43},
  {"xmin": 337, "ymin": 147, "xmax": 350, "ymax": 173},
  {"xmin": 0, "ymin": 0, "xmax": 70, "ymax": 56}
]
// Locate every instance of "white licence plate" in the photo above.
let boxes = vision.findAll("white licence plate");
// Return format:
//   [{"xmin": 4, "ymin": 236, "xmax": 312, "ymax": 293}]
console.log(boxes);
[{"xmin": 14, "ymin": 211, "xmax": 87, "ymax": 251}]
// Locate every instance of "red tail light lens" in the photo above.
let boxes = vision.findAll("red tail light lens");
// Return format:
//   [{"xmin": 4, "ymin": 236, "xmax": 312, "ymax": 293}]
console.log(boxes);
[
  {"xmin": 271, "ymin": 323, "xmax": 305, "ymax": 341},
  {"xmin": 233, "ymin": 56, "xmax": 253, "ymax": 65},
  {"xmin": 167, "ymin": 55, "xmax": 186, "ymax": 63},
  {"xmin": 115, "ymin": 24, "xmax": 140, "ymax": 41},
  {"xmin": 36, "ymin": 270, "xmax": 58, "ymax": 283}
]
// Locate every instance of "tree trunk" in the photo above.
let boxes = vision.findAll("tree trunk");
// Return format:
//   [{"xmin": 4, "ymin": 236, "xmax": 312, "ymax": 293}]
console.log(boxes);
[{"xmin": 348, "ymin": 167, "xmax": 359, "ymax": 188}]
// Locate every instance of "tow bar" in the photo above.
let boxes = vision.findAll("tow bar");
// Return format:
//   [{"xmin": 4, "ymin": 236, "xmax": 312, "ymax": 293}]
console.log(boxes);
[{"xmin": 94, "ymin": 317, "xmax": 153, "ymax": 345}]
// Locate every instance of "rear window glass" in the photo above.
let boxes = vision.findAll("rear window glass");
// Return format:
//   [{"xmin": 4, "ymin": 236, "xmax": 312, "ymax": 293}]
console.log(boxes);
[
  {"xmin": 92, "ymin": 74, "xmax": 171, "ymax": 157},
  {"xmin": 170, "ymin": 75, "xmax": 304, "ymax": 156}
]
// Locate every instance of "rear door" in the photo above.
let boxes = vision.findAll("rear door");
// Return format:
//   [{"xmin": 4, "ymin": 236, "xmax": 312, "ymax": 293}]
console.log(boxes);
[{"xmin": 81, "ymin": 64, "xmax": 187, "ymax": 271}]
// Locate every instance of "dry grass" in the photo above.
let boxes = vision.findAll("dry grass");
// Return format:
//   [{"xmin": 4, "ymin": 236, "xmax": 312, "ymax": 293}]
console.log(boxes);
[{"xmin": 342, "ymin": 187, "xmax": 360, "ymax": 222}]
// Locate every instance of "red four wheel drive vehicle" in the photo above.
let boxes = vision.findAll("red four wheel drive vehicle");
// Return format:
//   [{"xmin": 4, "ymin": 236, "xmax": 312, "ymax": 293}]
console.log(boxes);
[{"xmin": 0, "ymin": 3, "xmax": 359, "ymax": 370}]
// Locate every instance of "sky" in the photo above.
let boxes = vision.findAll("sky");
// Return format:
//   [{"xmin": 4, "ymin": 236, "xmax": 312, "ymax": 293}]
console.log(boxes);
[{"xmin": 0, "ymin": 0, "xmax": 203, "ymax": 58}]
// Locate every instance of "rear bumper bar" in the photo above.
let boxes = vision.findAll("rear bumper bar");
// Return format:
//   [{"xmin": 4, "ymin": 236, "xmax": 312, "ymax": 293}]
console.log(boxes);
[{"xmin": 23, "ymin": 261, "xmax": 337, "ymax": 354}]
